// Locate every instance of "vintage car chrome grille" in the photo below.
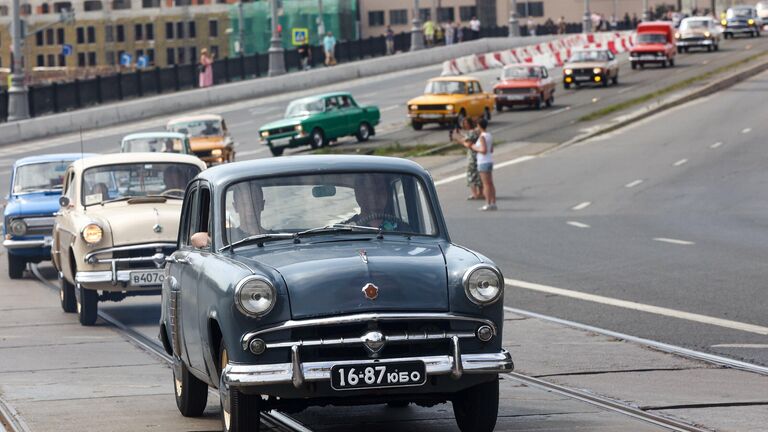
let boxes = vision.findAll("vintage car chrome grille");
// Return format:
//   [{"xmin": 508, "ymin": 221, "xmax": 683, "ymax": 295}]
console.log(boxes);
[
  {"xmin": 499, "ymin": 88, "xmax": 533, "ymax": 95},
  {"xmin": 8, "ymin": 216, "xmax": 55, "ymax": 236},
  {"xmin": 571, "ymin": 68, "xmax": 595, "ymax": 76},
  {"xmin": 111, "ymin": 246, "xmax": 176, "ymax": 269},
  {"xmin": 195, "ymin": 150, "xmax": 213, "ymax": 158},
  {"xmin": 681, "ymin": 36, "xmax": 706, "ymax": 42},
  {"xmin": 84, "ymin": 242, "xmax": 176, "ymax": 269},
  {"xmin": 415, "ymin": 104, "xmax": 448, "ymax": 111}
]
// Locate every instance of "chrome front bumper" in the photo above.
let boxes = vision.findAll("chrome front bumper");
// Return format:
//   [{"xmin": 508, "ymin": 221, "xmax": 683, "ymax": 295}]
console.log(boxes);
[
  {"xmin": 677, "ymin": 39, "xmax": 714, "ymax": 46},
  {"xmin": 2, "ymin": 238, "xmax": 52, "ymax": 249},
  {"xmin": 223, "ymin": 350, "xmax": 514, "ymax": 389}
]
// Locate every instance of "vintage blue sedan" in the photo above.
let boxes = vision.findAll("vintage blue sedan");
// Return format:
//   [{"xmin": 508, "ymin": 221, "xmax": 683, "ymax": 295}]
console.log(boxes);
[
  {"xmin": 2, "ymin": 154, "xmax": 90, "ymax": 279},
  {"xmin": 159, "ymin": 155, "xmax": 513, "ymax": 432}
]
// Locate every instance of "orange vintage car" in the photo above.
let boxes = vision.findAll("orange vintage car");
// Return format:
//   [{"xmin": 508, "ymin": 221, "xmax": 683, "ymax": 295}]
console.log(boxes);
[
  {"xmin": 407, "ymin": 76, "xmax": 494, "ymax": 130},
  {"xmin": 166, "ymin": 114, "xmax": 235, "ymax": 165},
  {"xmin": 493, "ymin": 64, "xmax": 555, "ymax": 111}
]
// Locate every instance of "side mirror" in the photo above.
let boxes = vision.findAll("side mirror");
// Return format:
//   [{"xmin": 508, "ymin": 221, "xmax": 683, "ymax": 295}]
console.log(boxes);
[{"xmin": 59, "ymin": 196, "xmax": 70, "ymax": 208}]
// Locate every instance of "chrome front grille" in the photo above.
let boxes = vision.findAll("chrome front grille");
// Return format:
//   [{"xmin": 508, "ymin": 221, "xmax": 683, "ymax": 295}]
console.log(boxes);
[
  {"xmin": 9, "ymin": 216, "xmax": 55, "ymax": 236},
  {"xmin": 500, "ymin": 88, "xmax": 533, "ymax": 95},
  {"xmin": 416, "ymin": 104, "xmax": 447, "ymax": 111}
]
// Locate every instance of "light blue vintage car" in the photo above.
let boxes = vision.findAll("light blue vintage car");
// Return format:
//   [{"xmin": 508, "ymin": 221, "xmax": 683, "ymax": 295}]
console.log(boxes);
[
  {"xmin": 159, "ymin": 155, "xmax": 513, "ymax": 432},
  {"xmin": 2, "ymin": 154, "xmax": 90, "ymax": 279},
  {"xmin": 120, "ymin": 132, "xmax": 193, "ymax": 155}
]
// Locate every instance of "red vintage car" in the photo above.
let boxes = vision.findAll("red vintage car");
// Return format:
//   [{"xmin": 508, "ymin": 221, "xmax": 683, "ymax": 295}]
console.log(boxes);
[
  {"xmin": 630, "ymin": 21, "xmax": 677, "ymax": 69},
  {"xmin": 493, "ymin": 64, "xmax": 555, "ymax": 111}
]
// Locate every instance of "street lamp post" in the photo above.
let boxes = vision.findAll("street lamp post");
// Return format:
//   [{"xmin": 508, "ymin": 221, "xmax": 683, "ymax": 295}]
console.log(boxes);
[
  {"xmin": 8, "ymin": 0, "xmax": 29, "ymax": 121},
  {"xmin": 237, "ymin": 2, "xmax": 245, "ymax": 55},
  {"xmin": 643, "ymin": 0, "xmax": 650, "ymax": 21},
  {"xmin": 509, "ymin": 0, "xmax": 520, "ymax": 37},
  {"xmin": 583, "ymin": 0, "xmax": 592, "ymax": 33},
  {"xmin": 411, "ymin": 0, "xmax": 424, "ymax": 51},
  {"xmin": 267, "ymin": 0, "xmax": 286, "ymax": 76}
]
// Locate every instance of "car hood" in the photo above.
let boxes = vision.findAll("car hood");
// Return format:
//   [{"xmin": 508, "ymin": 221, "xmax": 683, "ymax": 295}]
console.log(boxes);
[
  {"xmin": 4, "ymin": 192, "xmax": 61, "ymax": 217},
  {"xmin": 564, "ymin": 61, "xmax": 607, "ymax": 70},
  {"xmin": 631, "ymin": 43, "xmax": 668, "ymax": 52},
  {"xmin": 239, "ymin": 240, "xmax": 449, "ymax": 319},
  {"xmin": 408, "ymin": 94, "xmax": 466, "ymax": 105},
  {"xmin": 495, "ymin": 79, "xmax": 541, "ymax": 89},
  {"xmin": 189, "ymin": 136, "xmax": 226, "ymax": 151},
  {"xmin": 85, "ymin": 200, "xmax": 183, "ymax": 246},
  {"xmin": 260, "ymin": 117, "xmax": 304, "ymax": 131}
]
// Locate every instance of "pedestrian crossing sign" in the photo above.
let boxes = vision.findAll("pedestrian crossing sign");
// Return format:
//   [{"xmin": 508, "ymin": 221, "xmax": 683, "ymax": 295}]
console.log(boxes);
[{"xmin": 292, "ymin": 28, "xmax": 309, "ymax": 46}]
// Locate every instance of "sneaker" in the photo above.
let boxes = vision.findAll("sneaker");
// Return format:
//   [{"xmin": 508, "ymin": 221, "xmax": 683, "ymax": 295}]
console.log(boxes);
[{"xmin": 479, "ymin": 204, "xmax": 497, "ymax": 211}]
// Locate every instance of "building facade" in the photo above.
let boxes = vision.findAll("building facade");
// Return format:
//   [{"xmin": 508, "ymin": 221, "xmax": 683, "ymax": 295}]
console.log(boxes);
[{"xmin": 0, "ymin": 0, "xmax": 238, "ymax": 84}]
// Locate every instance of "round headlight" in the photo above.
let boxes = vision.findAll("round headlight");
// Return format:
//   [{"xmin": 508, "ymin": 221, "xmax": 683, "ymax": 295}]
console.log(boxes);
[
  {"xmin": 593, "ymin": 67, "xmax": 602, "ymax": 74},
  {"xmin": 235, "ymin": 276, "xmax": 276, "ymax": 317},
  {"xmin": 211, "ymin": 149, "xmax": 223, "ymax": 156},
  {"xmin": 294, "ymin": 124, "xmax": 303, "ymax": 132},
  {"xmin": 81, "ymin": 223, "xmax": 103, "ymax": 244},
  {"xmin": 9, "ymin": 219, "xmax": 27, "ymax": 236},
  {"xmin": 748, "ymin": 18, "xmax": 755, "ymax": 25},
  {"xmin": 704, "ymin": 31, "xmax": 711, "ymax": 38},
  {"xmin": 721, "ymin": 19, "xmax": 727, "ymax": 26},
  {"xmin": 446, "ymin": 104, "xmax": 454, "ymax": 111},
  {"xmin": 564, "ymin": 68, "xmax": 573, "ymax": 75},
  {"xmin": 463, "ymin": 265, "xmax": 503, "ymax": 305},
  {"xmin": 410, "ymin": 104, "xmax": 418, "ymax": 111},
  {"xmin": 260, "ymin": 131, "xmax": 269, "ymax": 138}
]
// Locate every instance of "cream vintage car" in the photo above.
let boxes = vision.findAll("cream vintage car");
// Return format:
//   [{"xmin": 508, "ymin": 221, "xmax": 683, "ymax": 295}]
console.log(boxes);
[{"xmin": 52, "ymin": 153, "xmax": 206, "ymax": 325}]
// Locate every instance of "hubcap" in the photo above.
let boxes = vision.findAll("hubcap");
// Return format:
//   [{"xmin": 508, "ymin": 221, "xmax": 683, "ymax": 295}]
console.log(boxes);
[
  {"xmin": 361, "ymin": 125, "xmax": 368, "ymax": 138},
  {"xmin": 314, "ymin": 134, "xmax": 322, "ymax": 146},
  {"xmin": 60, "ymin": 287, "xmax": 64, "ymax": 301},
  {"xmin": 174, "ymin": 377, "xmax": 182, "ymax": 397},
  {"xmin": 220, "ymin": 349, "xmax": 231, "ymax": 430}
]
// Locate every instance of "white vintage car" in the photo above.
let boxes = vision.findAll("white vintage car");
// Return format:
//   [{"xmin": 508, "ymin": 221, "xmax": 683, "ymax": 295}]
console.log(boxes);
[{"xmin": 52, "ymin": 152, "xmax": 206, "ymax": 325}]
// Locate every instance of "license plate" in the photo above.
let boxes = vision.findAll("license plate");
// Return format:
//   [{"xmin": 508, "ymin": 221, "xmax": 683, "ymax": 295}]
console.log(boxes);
[
  {"xmin": 574, "ymin": 76, "xmax": 591, "ymax": 81},
  {"xmin": 331, "ymin": 361, "xmax": 426, "ymax": 391},
  {"xmin": 503, "ymin": 95, "xmax": 526, "ymax": 100},
  {"xmin": 419, "ymin": 114, "xmax": 444, "ymax": 119},
  {"xmin": 641, "ymin": 55, "xmax": 657, "ymax": 60},
  {"xmin": 129, "ymin": 270, "xmax": 165, "ymax": 286}
]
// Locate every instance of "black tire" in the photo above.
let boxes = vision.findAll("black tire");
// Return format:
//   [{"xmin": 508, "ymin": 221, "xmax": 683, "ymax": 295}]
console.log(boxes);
[
  {"xmin": 601, "ymin": 75, "xmax": 609, "ymax": 87},
  {"xmin": 8, "ymin": 254, "xmax": 25, "ymax": 279},
  {"xmin": 533, "ymin": 95, "xmax": 542, "ymax": 110},
  {"xmin": 219, "ymin": 344, "xmax": 261, "ymax": 432},
  {"xmin": 174, "ymin": 360, "xmax": 208, "ymax": 417},
  {"xmin": 269, "ymin": 146, "xmax": 284, "ymax": 157},
  {"xmin": 669, "ymin": 58, "xmax": 675, "ymax": 67},
  {"xmin": 495, "ymin": 103, "xmax": 503, "ymax": 112},
  {"xmin": 545, "ymin": 94, "xmax": 553, "ymax": 108},
  {"xmin": 563, "ymin": 82, "xmax": 571, "ymax": 89},
  {"xmin": 77, "ymin": 284, "xmax": 98, "ymax": 326},
  {"xmin": 453, "ymin": 379, "xmax": 499, "ymax": 432},
  {"xmin": 355, "ymin": 122, "xmax": 372, "ymax": 142},
  {"xmin": 310, "ymin": 128, "xmax": 326, "ymax": 149},
  {"xmin": 639, "ymin": 63, "xmax": 645, "ymax": 69},
  {"xmin": 612, "ymin": 74, "xmax": 618, "ymax": 85},
  {"xmin": 412, "ymin": 122, "xmax": 423, "ymax": 131},
  {"xmin": 662, "ymin": 60, "xmax": 668, "ymax": 68},
  {"xmin": 631, "ymin": 62, "xmax": 637, "ymax": 70},
  {"xmin": 386, "ymin": 401, "xmax": 410, "ymax": 408},
  {"xmin": 706, "ymin": 45, "xmax": 712, "ymax": 52},
  {"xmin": 60, "ymin": 276, "xmax": 77, "ymax": 313},
  {"xmin": 482, "ymin": 108, "xmax": 491, "ymax": 122},
  {"xmin": 714, "ymin": 43, "xmax": 719, "ymax": 51}
]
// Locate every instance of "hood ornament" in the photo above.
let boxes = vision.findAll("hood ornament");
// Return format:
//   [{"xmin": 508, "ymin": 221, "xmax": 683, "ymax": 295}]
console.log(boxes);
[
  {"xmin": 358, "ymin": 249, "xmax": 368, "ymax": 264},
  {"xmin": 153, "ymin": 208, "xmax": 163, "ymax": 233},
  {"xmin": 362, "ymin": 283, "xmax": 378, "ymax": 300}
]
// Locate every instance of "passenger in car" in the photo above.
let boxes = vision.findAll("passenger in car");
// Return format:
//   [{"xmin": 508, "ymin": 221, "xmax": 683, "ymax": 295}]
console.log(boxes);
[{"xmin": 226, "ymin": 183, "xmax": 268, "ymax": 243}]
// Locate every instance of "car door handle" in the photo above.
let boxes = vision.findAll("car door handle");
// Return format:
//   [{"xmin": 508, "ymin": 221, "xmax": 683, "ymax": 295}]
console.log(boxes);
[{"xmin": 166, "ymin": 256, "xmax": 189, "ymax": 264}]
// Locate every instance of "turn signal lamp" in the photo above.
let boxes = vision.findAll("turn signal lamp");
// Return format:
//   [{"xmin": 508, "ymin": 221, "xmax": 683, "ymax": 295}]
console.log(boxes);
[
  {"xmin": 594, "ymin": 76, "xmax": 602, "ymax": 82},
  {"xmin": 721, "ymin": 19, "xmax": 727, "ymax": 26},
  {"xmin": 748, "ymin": 18, "xmax": 755, "ymax": 25},
  {"xmin": 565, "ymin": 76, "xmax": 573, "ymax": 83}
]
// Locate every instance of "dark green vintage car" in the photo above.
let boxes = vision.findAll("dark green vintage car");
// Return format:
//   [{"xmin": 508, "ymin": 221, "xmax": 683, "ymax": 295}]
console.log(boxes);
[{"xmin": 259, "ymin": 92, "xmax": 381, "ymax": 157}]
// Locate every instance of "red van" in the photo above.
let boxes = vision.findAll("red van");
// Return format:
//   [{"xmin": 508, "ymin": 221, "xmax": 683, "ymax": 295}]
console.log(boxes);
[{"xmin": 630, "ymin": 22, "xmax": 677, "ymax": 69}]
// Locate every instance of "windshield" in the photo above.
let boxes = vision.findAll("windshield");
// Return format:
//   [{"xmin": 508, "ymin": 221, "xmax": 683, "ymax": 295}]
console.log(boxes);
[
  {"xmin": 82, "ymin": 163, "xmax": 200, "ymax": 206},
  {"xmin": 568, "ymin": 51, "xmax": 609, "ymax": 62},
  {"xmin": 637, "ymin": 33, "xmax": 668, "ymax": 43},
  {"xmin": 223, "ymin": 172, "xmax": 438, "ymax": 246},
  {"xmin": 285, "ymin": 99, "xmax": 324, "ymax": 117},
  {"xmin": 425, "ymin": 81, "xmax": 466, "ymax": 95},
  {"xmin": 727, "ymin": 8, "xmax": 753, "ymax": 18},
  {"xmin": 123, "ymin": 137, "xmax": 186, "ymax": 154},
  {"xmin": 680, "ymin": 20, "xmax": 708, "ymax": 30},
  {"xmin": 503, "ymin": 66, "xmax": 541, "ymax": 80},
  {"xmin": 168, "ymin": 120, "xmax": 222, "ymax": 137},
  {"xmin": 13, "ymin": 161, "xmax": 70, "ymax": 194}
]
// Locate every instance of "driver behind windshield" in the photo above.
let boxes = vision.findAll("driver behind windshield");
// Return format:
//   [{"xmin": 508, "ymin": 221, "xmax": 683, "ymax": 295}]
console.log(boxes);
[
  {"xmin": 163, "ymin": 165, "xmax": 189, "ymax": 194},
  {"xmin": 344, "ymin": 174, "xmax": 409, "ymax": 232},
  {"xmin": 228, "ymin": 183, "xmax": 268, "ymax": 243}
]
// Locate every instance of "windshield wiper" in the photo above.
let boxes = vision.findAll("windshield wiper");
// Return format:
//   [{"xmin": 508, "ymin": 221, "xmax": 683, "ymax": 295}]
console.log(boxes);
[
  {"xmin": 219, "ymin": 233, "xmax": 294, "ymax": 252},
  {"xmin": 293, "ymin": 224, "xmax": 383, "ymax": 240}
]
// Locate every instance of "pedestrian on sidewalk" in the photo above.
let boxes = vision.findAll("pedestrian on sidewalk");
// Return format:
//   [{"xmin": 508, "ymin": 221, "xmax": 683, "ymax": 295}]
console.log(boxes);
[
  {"xmin": 385, "ymin": 26, "xmax": 395, "ymax": 54},
  {"xmin": 462, "ymin": 118, "xmax": 495, "ymax": 211},
  {"xmin": 469, "ymin": 16, "xmax": 481, "ymax": 40},
  {"xmin": 455, "ymin": 21, "xmax": 464, "ymax": 43},
  {"xmin": 298, "ymin": 41, "xmax": 312, "ymax": 70},
  {"xmin": 423, "ymin": 19, "xmax": 436, "ymax": 46},
  {"xmin": 453, "ymin": 117, "xmax": 483, "ymax": 201},
  {"xmin": 198, "ymin": 48, "xmax": 214, "ymax": 88},
  {"xmin": 557, "ymin": 16, "xmax": 566, "ymax": 34},
  {"xmin": 323, "ymin": 31, "xmax": 337, "ymax": 66},
  {"xmin": 445, "ymin": 22, "xmax": 455, "ymax": 45},
  {"xmin": 527, "ymin": 18, "xmax": 536, "ymax": 36}
]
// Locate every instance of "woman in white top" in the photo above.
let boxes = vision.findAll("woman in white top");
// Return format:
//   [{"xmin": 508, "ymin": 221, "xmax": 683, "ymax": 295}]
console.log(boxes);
[{"xmin": 464, "ymin": 118, "xmax": 496, "ymax": 211}]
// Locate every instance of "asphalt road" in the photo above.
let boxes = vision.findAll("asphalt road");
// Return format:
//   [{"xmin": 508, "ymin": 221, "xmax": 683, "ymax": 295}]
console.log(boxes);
[{"xmin": 439, "ymin": 68, "xmax": 768, "ymax": 366}]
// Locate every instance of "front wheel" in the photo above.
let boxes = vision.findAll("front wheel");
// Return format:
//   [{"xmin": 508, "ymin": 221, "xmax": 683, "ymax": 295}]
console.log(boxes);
[
  {"xmin": 60, "ymin": 276, "xmax": 77, "ymax": 313},
  {"xmin": 8, "ymin": 253, "xmax": 25, "ymax": 279},
  {"xmin": 412, "ymin": 122, "xmax": 423, "ymax": 131},
  {"xmin": 77, "ymin": 284, "xmax": 98, "ymax": 326},
  {"xmin": 310, "ymin": 128, "xmax": 326, "ymax": 149},
  {"xmin": 612, "ymin": 74, "xmax": 619, "ymax": 85},
  {"xmin": 219, "ymin": 345, "xmax": 261, "ymax": 432},
  {"xmin": 533, "ymin": 95, "xmax": 542, "ymax": 110},
  {"xmin": 355, "ymin": 122, "xmax": 372, "ymax": 142},
  {"xmin": 669, "ymin": 58, "xmax": 675, "ymax": 67},
  {"xmin": 174, "ymin": 360, "xmax": 208, "ymax": 417},
  {"xmin": 631, "ymin": 62, "xmax": 637, "ymax": 70},
  {"xmin": 269, "ymin": 146, "xmax": 284, "ymax": 157},
  {"xmin": 563, "ymin": 82, "xmax": 571, "ymax": 89},
  {"xmin": 453, "ymin": 379, "xmax": 499, "ymax": 432}
]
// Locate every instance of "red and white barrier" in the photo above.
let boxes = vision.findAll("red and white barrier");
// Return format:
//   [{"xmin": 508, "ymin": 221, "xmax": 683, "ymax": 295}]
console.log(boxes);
[{"xmin": 442, "ymin": 32, "xmax": 635, "ymax": 76}]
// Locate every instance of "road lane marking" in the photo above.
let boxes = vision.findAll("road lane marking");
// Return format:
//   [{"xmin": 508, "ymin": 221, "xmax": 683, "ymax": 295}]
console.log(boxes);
[
  {"xmin": 571, "ymin": 201, "xmax": 591, "ymax": 211},
  {"xmin": 741, "ymin": 128, "xmax": 752, "ymax": 134},
  {"xmin": 545, "ymin": 106, "xmax": 571, "ymax": 116},
  {"xmin": 504, "ymin": 278, "xmax": 768, "ymax": 336},
  {"xmin": 711, "ymin": 344, "xmax": 768, "ymax": 349},
  {"xmin": 653, "ymin": 237, "xmax": 695, "ymax": 246},
  {"xmin": 434, "ymin": 155, "xmax": 536, "ymax": 186},
  {"xmin": 380, "ymin": 105, "xmax": 400, "ymax": 112},
  {"xmin": 710, "ymin": 142, "xmax": 723, "ymax": 149},
  {"xmin": 236, "ymin": 147, "xmax": 269, "ymax": 157},
  {"xmin": 566, "ymin": 221, "xmax": 590, "ymax": 228},
  {"xmin": 673, "ymin": 159, "xmax": 688, "ymax": 167},
  {"xmin": 617, "ymin": 86, "xmax": 636, "ymax": 94},
  {"xmin": 624, "ymin": 179, "xmax": 643, "ymax": 188}
]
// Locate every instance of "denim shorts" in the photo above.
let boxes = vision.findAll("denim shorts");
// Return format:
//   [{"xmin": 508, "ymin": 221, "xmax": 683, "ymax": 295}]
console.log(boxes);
[{"xmin": 477, "ymin": 162, "xmax": 493, "ymax": 173}]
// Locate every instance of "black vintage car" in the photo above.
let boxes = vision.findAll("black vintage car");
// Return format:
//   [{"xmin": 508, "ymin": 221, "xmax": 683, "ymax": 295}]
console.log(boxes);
[{"xmin": 159, "ymin": 155, "xmax": 513, "ymax": 432}]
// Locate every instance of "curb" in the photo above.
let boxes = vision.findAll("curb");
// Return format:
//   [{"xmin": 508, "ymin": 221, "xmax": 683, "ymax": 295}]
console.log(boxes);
[
  {"xmin": 560, "ymin": 53, "xmax": 768, "ymax": 147},
  {"xmin": 0, "ymin": 395, "xmax": 31, "ymax": 432}
]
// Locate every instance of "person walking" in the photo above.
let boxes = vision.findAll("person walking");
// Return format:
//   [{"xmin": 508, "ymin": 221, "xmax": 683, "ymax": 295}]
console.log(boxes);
[
  {"xmin": 198, "ymin": 48, "xmax": 214, "ymax": 88},
  {"xmin": 298, "ymin": 41, "xmax": 312, "ymax": 70},
  {"xmin": 527, "ymin": 18, "xmax": 536, "ymax": 36},
  {"xmin": 323, "ymin": 31, "xmax": 337, "ymax": 66},
  {"xmin": 469, "ymin": 16, "xmax": 481, "ymax": 40},
  {"xmin": 453, "ymin": 118, "xmax": 483, "ymax": 201},
  {"xmin": 423, "ymin": 19, "xmax": 435, "ymax": 46},
  {"xmin": 385, "ymin": 26, "xmax": 395, "ymax": 55},
  {"xmin": 445, "ymin": 21, "xmax": 455, "ymax": 45},
  {"xmin": 557, "ymin": 16, "xmax": 566, "ymax": 34},
  {"xmin": 455, "ymin": 21, "xmax": 464, "ymax": 43},
  {"xmin": 462, "ymin": 118, "xmax": 495, "ymax": 211}
]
